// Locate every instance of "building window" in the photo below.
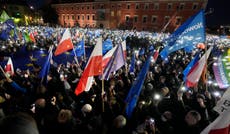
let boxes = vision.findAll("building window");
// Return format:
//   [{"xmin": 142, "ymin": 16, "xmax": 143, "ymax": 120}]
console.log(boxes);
[
  {"xmin": 72, "ymin": 15, "xmax": 75, "ymax": 20},
  {"xmin": 154, "ymin": 3, "xmax": 159, "ymax": 10},
  {"xmin": 152, "ymin": 16, "xmax": 157, "ymax": 23},
  {"xmin": 134, "ymin": 16, "xmax": 138, "ymax": 23},
  {"xmin": 142, "ymin": 16, "xmax": 147, "ymax": 23},
  {"xmin": 117, "ymin": 11, "xmax": 121, "ymax": 16},
  {"xmin": 167, "ymin": 3, "xmax": 172, "ymax": 10},
  {"xmin": 67, "ymin": 15, "xmax": 69, "ymax": 20},
  {"xmin": 82, "ymin": 15, "xmax": 84, "ymax": 20},
  {"xmin": 87, "ymin": 15, "xmax": 90, "ymax": 20},
  {"xmin": 118, "ymin": 4, "xmax": 121, "ymax": 8},
  {"xmin": 92, "ymin": 6, "xmax": 95, "ymax": 9},
  {"xmin": 192, "ymin": 3, "xmax": 198, "ymax": 10},
  {"xmin": 164, "ymin": 16, "xmax": 170, "ymax": 24},
  {"xmin": 111, "ymin": 5, "xmax": 114, "ymax": 8},
  {"xmin": 77, "ymin": 15, "xmax": 80, "ymax": 20},
  {"xmin": 125, "ymin": 15, "xmax": 130, "ymax": 22},
  {"xmin": 136, "ymin": 4, "xmax": 139, "ymax": 9},
  {"xmin": 145, "ymin": 3, "xmax": 149, "ymax": 10},
  {"xmin": 111, "ymin": 11, "xmax": 114, "ymax": 16},
  {"xmin": 63, "ymin": 15, "xmax": 65, "ymax": 20},
  {"xmin": 82, "ymin": 6, "xmax": 84, "ymax": 10},
  {"xmin": 127, "ymin": 4, "xmax": 130, "ymax": 9},
  {"xmin": 87, "ymin": 6, "xmax": 90, "ymax": 10},
  {"xmin": 100, "ymin": 4, "xmax": 104, "ymax": 9},
  {"xmin": 71, "ymin": 7, "xmax": 73, "ymax": 10},
  {"xmin": 180, "ymin": 3, "xmax": 185, "ymax": 10},
  {"xmin": 176, "ymin": 17, "xmax": 182, "ymax": 25},
  {"xmin": 92, "ymin": 15, "xmax": 95, "ymax": 20}
]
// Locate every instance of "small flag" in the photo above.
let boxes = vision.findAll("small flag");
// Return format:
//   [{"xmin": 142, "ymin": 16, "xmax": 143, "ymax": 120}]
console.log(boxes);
[
  {"xmin": 102, "ymin": 43, "xmax": 125, "ymax": 80},
  {"xmin": 5, "ymin": 57, "xmax": 14, "ymax": 76},
  {"xmin": 54, "ymin": 28, "xmax": 74, "ymax": 56},
  {"xmin": 185, "ymin": 47, "xmax": 212, "ymax": 87}
]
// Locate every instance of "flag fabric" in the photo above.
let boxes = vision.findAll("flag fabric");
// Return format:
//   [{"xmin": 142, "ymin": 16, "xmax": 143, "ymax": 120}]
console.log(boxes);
[
  {"xmin": 54, "ymin": 28, "xmax": 74, "ymax": 56},
  {"xmin": 102, "ymin": 45, "xmax": 118, "ymax": 70},
  {"xmin": 30, "ymin": 32, "xmax": 36, "ymax": 43},
  {"xmin": 39, "ymin": 47, "xmax": 53, "ymax": 84},
  {"xmin": 149, "ymin": 45, "xmax": 154, "ymax": 52},
  {"xmin": 139, "ymin": 48, "xmax": 145, "ymax": 56},
  {"xmin": 102, "ymin": 43, "xmax": 126, "ymax": 80},
  {"xmin": 213, "ymin": 56, "xmax": 229, "ymax": 89},
  {"xmin": 0, "ymin": 19, "xmax": 15, "ymax": 40},
  {"xmin": 0, "ymin": 10, "xmax": 10, "ymax": 22},
  {"xmin": 103, "ymin": 38, "xmax": 113, "ymax": 54},
  {"xmin": 222, "ymin": 48, "xmax": 230, "ymax": 84},
  {"xmin": 75, "ymin": 38, "xmax": 103, "ymax": 95},
  {"xmin": 23, "ymin": 31, "xmax": 32, "ymax": 43},
  {"xmin": 5, "ymin": 57, "xmax": 14, "ymax": 76},
  {"xmin": 160, "ymin": 10, "xmax": 205, "ymax": 59},
  {"xmin": 122, "ymin": 40, "xmax": 127, "ymax": 59},
  {"xmin": 129, "ymin": 52, "xmax": 136, "ymax": 73},
  {"xmin": 185, "ymin": 47, "xmax": 213, "ymax": 87},
  {"xmin": 183, "ymin": 53, "xmax": 200, "ymax": 81},
  {"xmin": 125, "ymin": 52, "xmax": 152, "ymax": 118},
  {"xmin": 71, "ymin": 37, "xmax": 85, "ymax": 57},
  {"xmin": 152, "ymin": 48, "xmax": 160, "ymax": 63},
  {"xmin": 201, "ymin": 88, "xmax": 230, "ymax": 134}
]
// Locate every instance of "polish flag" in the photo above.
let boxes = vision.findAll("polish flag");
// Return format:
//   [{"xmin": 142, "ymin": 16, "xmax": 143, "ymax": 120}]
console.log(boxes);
[
  {"xmin": 30, "ymin": 32, "xmax": 36, "ymax": 43},
  {"xmin": 75, "ymin": 38, "xmax": 103, "ymax": 95},
  {"xmin": 102, "ymin": 45, "xmax": 117, "ymax": 70},
  {"xmin": 152, "ymin": 48, "xmax": 160, "ymax": 63},
  {"xmin": 186, "ymin": 47, "xmax": 212, "ymax": 87},
  {"xmin": 122, "ymin": 40, "xmax": 127, "ymax": 59},
  {"xmin": 54, "ymin": 28, "xmax": 74, "ymax": 56},
  {"xmin": 5, "ymin": 57, "xmax": 14, "ymax": 76}
]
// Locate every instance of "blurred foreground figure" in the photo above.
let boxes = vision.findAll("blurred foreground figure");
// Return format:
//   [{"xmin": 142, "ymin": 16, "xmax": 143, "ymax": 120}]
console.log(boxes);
[{"xmin": 0, "ymin": 112, "xmax": 39, "ymax": 134}]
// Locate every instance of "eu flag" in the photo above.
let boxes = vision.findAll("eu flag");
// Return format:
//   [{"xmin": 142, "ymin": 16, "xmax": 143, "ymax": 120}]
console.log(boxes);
[
  {"xmin": 125, "ymin": 52, "xmax": 152, "ymax": 118},
  {"xmin": 160, "ymin": 10, "xmax": 205, "ymax": 60}
]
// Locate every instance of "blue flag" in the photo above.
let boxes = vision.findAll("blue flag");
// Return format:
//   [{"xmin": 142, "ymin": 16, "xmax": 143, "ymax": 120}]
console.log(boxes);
[
  {"xmin": 139, "ymin": 48, "xmax": 145, "ymax": 56},
  {"xmin": 149, "ymin": 45, "xmax": 154, "ymax": 51},
  {"xmin": 0, "ymin": 19, "xmax": 15, "ymax": 40},
  {"xmin": 71, "ymin": 38, "xmax": 85, "ymax": 57},
  {"xmin": 103, "ymin": 38, "xmax": 113, "ymax": 54},
  {"xmin": 183, "ymin": 53, "xmax": 200, "ymax": 81},
  {"xmin": 39, "ymin": 48, "xmax": 53, "ymax": 84},
  {"xmin": 160, "ymin": 10, "xmax": 205, "ymax": 60},
  {"xmin": 129, "ymin": 52, "xmax": 136, "ymax": 73},
  {"xmin": 125, "ymin": 53, "xmax": 152, "ymax": 118},
  {"xmin": 102, "ymin": 44, "xmax": 125, "ymax": 80}
]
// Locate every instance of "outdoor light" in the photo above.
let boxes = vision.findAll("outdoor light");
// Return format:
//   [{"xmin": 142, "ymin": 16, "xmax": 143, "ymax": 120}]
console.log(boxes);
[
  {"xmin": 213, "ymin": 62, "xmax": 218, "ymax": 66},
  {"xmin": 207, "ymin": 80, "xmax": 212, "ymax": 84},
  {"xmin": 213, "ymin": 91, "xmax": 221, "ymax": 97},
  {"xmin": 213, "ymin": 82, "xmax": 218, "ymax": 87},
  {"xmin": 180, "ymin": 86, "xmax": 186, "ymax": 91},
  {"xmin": 154, "ymin": 94, "xmax": 161, "ymax": 100},
  {"xmin": 213, "ymin": 57, "xmax": 218, "ymax": 60}
]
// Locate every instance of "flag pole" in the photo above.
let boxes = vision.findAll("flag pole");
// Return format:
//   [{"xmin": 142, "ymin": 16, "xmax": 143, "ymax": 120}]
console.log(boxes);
[
  {"xmin": 102, "ymin": 76, "xmax": 105, "ymax": 113},
  {"xmin": 0, "ymin": 66, "xmax": 7, "ymax": 78}
]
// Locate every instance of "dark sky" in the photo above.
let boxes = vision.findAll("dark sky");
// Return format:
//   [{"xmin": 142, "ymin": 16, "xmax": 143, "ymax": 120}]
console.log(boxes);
[{"xmin": 205, "ymin": 0, "xmax": 230, "ymax": 27}]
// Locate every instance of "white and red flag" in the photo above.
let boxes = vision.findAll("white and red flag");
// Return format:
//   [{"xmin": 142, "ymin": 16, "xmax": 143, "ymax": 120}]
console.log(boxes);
[{"xmin": 75, "ymin": 38, "xmax": 103, "ymax": 95}]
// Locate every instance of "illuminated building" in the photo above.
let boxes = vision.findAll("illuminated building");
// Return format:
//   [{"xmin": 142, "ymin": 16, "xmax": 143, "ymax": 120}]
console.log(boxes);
[{"xmin": 52, "ymin": 0, "xmax": 208, "ymax": 32}]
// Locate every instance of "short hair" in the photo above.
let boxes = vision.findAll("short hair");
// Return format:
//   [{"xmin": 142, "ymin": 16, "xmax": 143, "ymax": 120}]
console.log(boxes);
[
  {"xmin": 0, "ymin": 112, "xmax": 39, "ymax": 134},
  {"xmin": 188, "ymin": 110, "xmax": 201, "ymax": 122}
]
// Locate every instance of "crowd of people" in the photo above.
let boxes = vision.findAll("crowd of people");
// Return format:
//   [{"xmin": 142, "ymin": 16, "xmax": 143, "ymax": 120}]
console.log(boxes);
[{"xmin": 0, "ymin": 26, "xmax": 229, "ymax": 134}]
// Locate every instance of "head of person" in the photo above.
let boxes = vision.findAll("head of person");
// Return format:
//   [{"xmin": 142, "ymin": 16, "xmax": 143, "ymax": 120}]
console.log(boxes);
[
  {"xmin": 0, "ymin": 112, "xmax": 39, "ymax": 134},
  {"xmin": 185, "ymin": 110, "xmax": 201, "ymax": 126}
]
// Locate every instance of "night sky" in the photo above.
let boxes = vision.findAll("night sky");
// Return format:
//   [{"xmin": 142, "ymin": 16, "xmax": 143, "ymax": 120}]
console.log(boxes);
[{"xmin": 205, "ymin": 0, "xmax": 230, "ymax": 27}]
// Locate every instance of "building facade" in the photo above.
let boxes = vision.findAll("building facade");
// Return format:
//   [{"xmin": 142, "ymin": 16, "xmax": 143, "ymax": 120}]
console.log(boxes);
[{"xmin": 52, "ymin": 0, "xmax": 208, "ymax": 32}]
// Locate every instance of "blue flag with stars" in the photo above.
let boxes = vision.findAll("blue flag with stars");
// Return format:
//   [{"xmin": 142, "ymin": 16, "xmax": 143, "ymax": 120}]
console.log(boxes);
[{"xmin": 160, "ymin": 10, "xmax": 205, "ymax": 60}]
